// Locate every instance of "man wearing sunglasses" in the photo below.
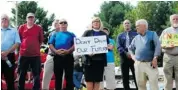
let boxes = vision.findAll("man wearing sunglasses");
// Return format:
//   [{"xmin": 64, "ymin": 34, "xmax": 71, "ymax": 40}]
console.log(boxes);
[
  {"xmin": 18, "ymin": 12, "xmax": 44, "ymax": 90},
  {"xmin": 49, "ymin": 19, "xmax": 76, "ymax": 90},
  {"xmin": 1, "ymin": 14, "xmax": 21, "ymax": 90}
]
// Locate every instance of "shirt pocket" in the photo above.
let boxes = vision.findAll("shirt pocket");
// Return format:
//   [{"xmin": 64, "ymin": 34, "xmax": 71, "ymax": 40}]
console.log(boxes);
[{"xmin": 7, "ymin": 32, "xmax": 16, "ymax": 43}]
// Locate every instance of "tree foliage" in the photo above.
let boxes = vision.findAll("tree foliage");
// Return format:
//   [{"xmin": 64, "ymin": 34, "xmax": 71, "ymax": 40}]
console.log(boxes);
[
  {"xmin": 11, "ymin": 1, "xmax": 55, "ymax": 44},
  {"xmin": 96, "ymin": 1, "xmax": 178, "ymax": 66},
  {"xmin": 96, "ymin": 1, "xmax": 133, "ymax": 36}
]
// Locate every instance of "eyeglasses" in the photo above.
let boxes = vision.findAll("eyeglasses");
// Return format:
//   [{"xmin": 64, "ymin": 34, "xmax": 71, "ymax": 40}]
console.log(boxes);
[
  {"xmin": 125, "ymin": 22, "xmax": 130, "ymax": 24},
  {"xmin": 93, "ymin": 20, "xmax": 100, "ymax": 23},
  {"xmin": 59, "ymin": 22, "xmax": 67, "ymax": 24}
]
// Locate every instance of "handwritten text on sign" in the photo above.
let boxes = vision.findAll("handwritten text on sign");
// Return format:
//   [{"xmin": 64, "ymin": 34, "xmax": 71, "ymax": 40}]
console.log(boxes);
[
  {"xmin": 161, "ymin": 34, "xmax": 178, "ymax": 47},
  {"xmin": 74, "ymin": 36, "xmax": 108, "ymax": 55}
]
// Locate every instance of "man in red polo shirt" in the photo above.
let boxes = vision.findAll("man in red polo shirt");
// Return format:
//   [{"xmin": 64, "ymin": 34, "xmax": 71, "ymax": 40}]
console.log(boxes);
[{"xmin": 18, "ymin": 12, "xmax": 44, "ymax": 90}]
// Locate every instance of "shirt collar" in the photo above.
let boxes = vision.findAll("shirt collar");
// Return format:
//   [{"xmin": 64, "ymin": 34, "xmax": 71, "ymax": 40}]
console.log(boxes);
[
  {"xmin": 171, "ymin": 27, "xmax": 178, "ymax": 31},
  {"xmin": 1, "ymin": 27, "xmax": 11, "ymax": 31},
  {"xmin": 125, "ymin": 29, "xmax": 131, "ymax": 32},
  {"xmin": 61, "ymin": 30, "xmax": 68, "ymax": 32},
  {"xmin": 93, "ymin": 29, "xmax": 100, "ymax": 32},
  {"xmin": 138, "ymin": 30, "xmax": 148, "ymax": 36},
  {"xmin": 124, "ymin": 30, "xmax": 131, "ymax": 35}
]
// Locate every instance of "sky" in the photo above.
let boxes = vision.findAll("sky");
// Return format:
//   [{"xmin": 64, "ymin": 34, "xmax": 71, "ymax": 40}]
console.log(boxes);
[{"xmin": 0, "ymin": 0, "xmax": 138, "ymax": 37}]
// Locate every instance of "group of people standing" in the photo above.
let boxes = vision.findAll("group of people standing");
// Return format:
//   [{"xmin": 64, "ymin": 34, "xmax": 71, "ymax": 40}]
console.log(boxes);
[
  {"xmin": 2, "ymin": 12, "xmax": 43, "ymax": 90},
  {"xmin": 1, "ymin": 12, "xmax": 178, "ymax": 90},
  {"xmin": 118, "ymin": 14, "xmax": 178, "ymax": 90}
]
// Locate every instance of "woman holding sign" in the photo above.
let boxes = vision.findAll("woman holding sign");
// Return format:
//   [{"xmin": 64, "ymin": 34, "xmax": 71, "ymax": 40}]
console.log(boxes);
[{"xmin": 82, "ymin": 17, "xmax": 109, "ymax": 90}]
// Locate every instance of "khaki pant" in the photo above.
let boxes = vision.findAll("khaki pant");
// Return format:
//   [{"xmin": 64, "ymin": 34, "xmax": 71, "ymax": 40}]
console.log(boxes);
[
  {"xmin": 163, "ymin": 54, "xmax": 178, "ymax": 90},
  {"xmin": 100, "ymin": 63, "xmax": 116, "ymax": 89},
  {"xmin": 134, "ymin": 61, "xmax": 159, "ymax": 90},
  {"xmin": 42, "ymin": 55, "xmax": 54, "ymax": 90}
]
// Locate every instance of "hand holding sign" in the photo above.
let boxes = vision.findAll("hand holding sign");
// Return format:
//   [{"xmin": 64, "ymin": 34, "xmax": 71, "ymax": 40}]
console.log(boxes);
[
  {"xmin": 107, "ymin": 44, "xmax": 114, "ymax": 50},
  {"xmin": 74, "ymin": 36, "xmax": 108, "ymax": 55},
  {"xmin": 89, "ymin": 53, "xmax": 95, "ymax": 57},
  {"xmin": 161, "ymin": 34, "xmax": 178, "ymax": 47},
  {"xmin": 161, "ymin": 44, "xmax": 175, "ymax": 49}
]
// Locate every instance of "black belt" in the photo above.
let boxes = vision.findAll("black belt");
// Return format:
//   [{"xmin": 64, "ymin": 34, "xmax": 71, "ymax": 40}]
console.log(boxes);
[
  {"xmin": 171, "ymin": 54, "xmax": 178, "ymax": 56},
  {"xmin": 48, "ymin": 54, "xmax": 54, "ymax": 56},
  {"xmin": 138, "ymin": 60, "xmax": 151, "ymax": 62},
  {"xmin": 167, "ymin": 53, "xmax": 178, "ymax": 56}
]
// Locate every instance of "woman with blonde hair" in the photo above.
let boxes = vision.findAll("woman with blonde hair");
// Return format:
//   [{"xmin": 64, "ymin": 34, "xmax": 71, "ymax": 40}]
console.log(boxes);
[{"xmin": 82, "ymin": 17, "xmax": 109, "ymax": 90}]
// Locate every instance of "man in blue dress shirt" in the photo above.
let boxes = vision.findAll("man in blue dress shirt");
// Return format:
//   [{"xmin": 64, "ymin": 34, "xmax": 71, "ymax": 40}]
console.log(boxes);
[
  {"xmin": 117, "ymin": 20, "xmax": 138, "ymax": 90},
  {"xmin": 1, "ymin": 14, "xmax": 21, "ymax": 90}
]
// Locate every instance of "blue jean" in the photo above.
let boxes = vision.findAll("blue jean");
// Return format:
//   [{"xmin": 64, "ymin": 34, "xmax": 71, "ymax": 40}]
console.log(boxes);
[{"xmin": 73, "ymin": 71, "xmax": 83, "ymax": 89}]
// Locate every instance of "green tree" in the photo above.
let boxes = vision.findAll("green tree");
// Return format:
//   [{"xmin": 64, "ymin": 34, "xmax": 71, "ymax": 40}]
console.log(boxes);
[
  {"xmin": 95, "ymin": 1, "xmax": 133, "ymax": 66},
  {"xmin": 163, "ymin": 1, "xmax": 178, "ymax": 28},
  {"xmin": 96, "ymin": 1, "xmax": 178, "ymax": 66},
  {"xmin": 172, "ymin": 1, "xmax": 178, "ymax": 13},
  {"xmin": 125, "ymin": 1, "xmax": 174, "ymax": 35},
  {"xmin": 96, "ymin": 1, "xmax": 133, "ymax": 36},
  {"xmin": 11, "ymin": 1, "xmax": 55, "ymax": 44},
  {"xmin": 112, "ymin": 24, "xmax": 124, "ymax": 66}
]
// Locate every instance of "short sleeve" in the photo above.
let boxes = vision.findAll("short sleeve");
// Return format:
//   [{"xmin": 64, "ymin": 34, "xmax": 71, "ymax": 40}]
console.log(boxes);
[
  {"xmin": 71, "ymin": 32, "xmax": 76, "ymax": 44},
  {"xmin": 72, "ymin": 33, "xmax": 76, "ymax": 38},
  {"xmin": 48, "ymin": 33, "xmax": 56, "ymax": 45},
  {"xmin": 159, "ymin": 30, "xmax": 166, "ymax": 43},
  {"xmin": 14, "ymin": 30, "xmax": 21, "ymax": 44},
  {"xmin": 18, "ymin": 24, "xmax": 24, "ymax": 40},
  {"xmin": 110, "ymin": 39, "xmax": 115, "ymax": 46}
]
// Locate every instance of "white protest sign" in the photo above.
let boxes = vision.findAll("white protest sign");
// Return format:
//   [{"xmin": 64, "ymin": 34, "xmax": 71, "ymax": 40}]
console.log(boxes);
[{"xmin": 74, "ymin": 35, "xmax": 108, "ymax": 55}]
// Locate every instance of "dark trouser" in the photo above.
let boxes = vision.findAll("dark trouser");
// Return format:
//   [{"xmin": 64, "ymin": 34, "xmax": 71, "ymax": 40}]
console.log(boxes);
[
  {"xmin": 53, "ymin": 54, "xmax": 74, "ymax": 90},
  {"xmin": 120, "ymin": 54, "xmax": 138, "ymax": 90},
  {"xmin": 18, "ymin": 56, "xmax": 41, "ymax": 90},
  {"xmin": 1, "ymin": 53, "xmax": 15, "ymax": 90}
]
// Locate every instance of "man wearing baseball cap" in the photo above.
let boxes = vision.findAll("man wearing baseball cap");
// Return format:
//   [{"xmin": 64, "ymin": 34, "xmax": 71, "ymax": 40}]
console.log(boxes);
[
  {"xmin": 18, "ymin": 12, "xmax": 44, "ymax": 90},
  {"xmin": 27, "ymin": 12, "xmax": 35, "ymax": 17}
]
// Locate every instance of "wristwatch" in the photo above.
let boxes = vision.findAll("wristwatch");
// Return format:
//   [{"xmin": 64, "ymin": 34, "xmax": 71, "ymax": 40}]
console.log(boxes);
[{"xmin": 154, "ymin": 56, "xmax": 158, "ymax": 59}]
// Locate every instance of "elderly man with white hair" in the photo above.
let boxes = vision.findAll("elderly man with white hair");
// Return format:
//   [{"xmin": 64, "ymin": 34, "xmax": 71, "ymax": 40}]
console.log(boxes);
[
  {"xmin": 160, "ymin": 14, "xmax": 178, "ymax": 90},
  {"xmin": 1, "ymin": 14, "xmax": 21, "ymax": 90},
  {"xmin": 128, "ymin": 19, "xmax": 161, "ymax": 90},
  {"xmin": 42, "ymin": 19, "xmax": 60, "ymax": 89}
]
